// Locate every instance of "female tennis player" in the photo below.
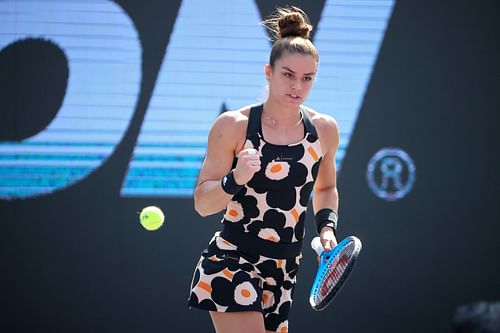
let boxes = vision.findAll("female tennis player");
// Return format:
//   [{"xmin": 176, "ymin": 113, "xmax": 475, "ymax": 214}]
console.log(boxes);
[{"xmin": 188, "ymin": 6, "xmax": 340, "ymax": 333}]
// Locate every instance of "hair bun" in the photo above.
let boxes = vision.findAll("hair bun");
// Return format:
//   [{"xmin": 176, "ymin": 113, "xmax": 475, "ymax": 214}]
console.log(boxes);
[
  {"xmin": 278, "ymin": 11, "xmax": 312, "ymax": 39},
  {"xmin": 263, "ymin": 6, "xmax": 313, "ymax": 41}
]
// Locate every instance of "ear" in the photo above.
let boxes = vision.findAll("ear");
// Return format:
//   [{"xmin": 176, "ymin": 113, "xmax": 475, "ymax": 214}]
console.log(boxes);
[{"xmin": 264, "ymin": 64, "xmax": 272, "ymax": 81}]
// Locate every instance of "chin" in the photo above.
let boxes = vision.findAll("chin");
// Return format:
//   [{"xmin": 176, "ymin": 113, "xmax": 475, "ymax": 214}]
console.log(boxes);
[{"xmin": 286, "ymin": 97, "xmax": 303, "ymax": 106}]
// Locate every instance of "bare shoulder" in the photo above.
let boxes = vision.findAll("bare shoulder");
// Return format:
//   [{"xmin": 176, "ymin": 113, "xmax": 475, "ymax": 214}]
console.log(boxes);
[
  {"xmin": 302, "ymin": 106, "xmax": 339, "ymax": 147},
  {"xmin": 213, "ymin": 103, "xmax": 271, "ymax": 128},
  {"xmin": 207, "ymin": 105, "xmax": 253, "ymax": 152},
  {"xmin": 212, "ymin": 106, "xmax": 249, "ymax": 129}
]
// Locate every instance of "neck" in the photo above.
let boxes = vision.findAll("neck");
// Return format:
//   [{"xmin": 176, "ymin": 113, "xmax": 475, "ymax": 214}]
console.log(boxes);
[{"xmin": 263, "ymin": 100, "xmax": 302, "ymax": 128}]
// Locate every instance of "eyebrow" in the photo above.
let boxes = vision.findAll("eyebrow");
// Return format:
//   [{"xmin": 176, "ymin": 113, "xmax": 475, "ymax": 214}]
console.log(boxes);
[{"xmin": 281, "ymin": 66, "xmax": 316, "ymax": 76}]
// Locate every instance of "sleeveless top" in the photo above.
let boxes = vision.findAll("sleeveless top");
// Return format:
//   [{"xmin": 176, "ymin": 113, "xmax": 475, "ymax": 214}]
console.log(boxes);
[{"xmin": 219, "ymin": 104, "xmax": 323, "ymax": 259}]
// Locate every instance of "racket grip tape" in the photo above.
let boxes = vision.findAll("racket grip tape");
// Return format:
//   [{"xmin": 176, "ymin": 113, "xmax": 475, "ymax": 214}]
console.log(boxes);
[{"xmin": 311, "ymin": 237, "xmax": 324, "ymax": 256}]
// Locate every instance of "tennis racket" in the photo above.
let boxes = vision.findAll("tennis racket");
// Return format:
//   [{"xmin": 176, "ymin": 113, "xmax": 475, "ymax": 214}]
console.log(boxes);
[{"xmin": 309, "ymin": 235, "xmax": 362, "ymax": 311}]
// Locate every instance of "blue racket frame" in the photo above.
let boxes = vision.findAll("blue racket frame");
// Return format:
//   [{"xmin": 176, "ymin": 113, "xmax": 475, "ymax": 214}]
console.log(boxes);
[{"xmin": 309, "ymin": 235, "xmax": 362, "ymax": 311}]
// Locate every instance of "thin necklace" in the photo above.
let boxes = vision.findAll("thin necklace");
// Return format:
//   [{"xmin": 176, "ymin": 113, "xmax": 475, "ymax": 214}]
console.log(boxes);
[{"xmin": 263, "ymin": 109, "xmax": 303, "ymax": 128}]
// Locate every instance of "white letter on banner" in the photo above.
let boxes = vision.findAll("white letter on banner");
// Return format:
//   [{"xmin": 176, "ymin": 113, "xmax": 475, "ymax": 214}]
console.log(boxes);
[
  {"xmin": 307, "ymin": 0, "xmax": 395, "ymax": 170},
  {"xmin": 0, "ymin": 0, "xmax": 141, "ymax": 200},
  {"xmin": 121, "ymin": 0, "xmax": 270, "ymax": 197}
]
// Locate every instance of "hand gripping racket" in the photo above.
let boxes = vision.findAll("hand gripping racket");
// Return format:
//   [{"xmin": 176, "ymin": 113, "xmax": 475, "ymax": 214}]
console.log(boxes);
[{"xmin": 309, "ymin": 236, "xmax": 362, "ymax": 311}]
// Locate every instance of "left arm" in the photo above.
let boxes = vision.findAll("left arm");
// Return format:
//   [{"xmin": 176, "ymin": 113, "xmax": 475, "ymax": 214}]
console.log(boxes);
[{"xmin": 312, "ymin": 113, "xmax": 340, "ymax": 251}]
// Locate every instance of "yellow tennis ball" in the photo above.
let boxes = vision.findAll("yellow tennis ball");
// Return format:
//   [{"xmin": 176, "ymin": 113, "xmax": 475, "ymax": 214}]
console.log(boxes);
[{"xmin": 139, "ymin": 206, "xmax": 165, "ymax": 231}]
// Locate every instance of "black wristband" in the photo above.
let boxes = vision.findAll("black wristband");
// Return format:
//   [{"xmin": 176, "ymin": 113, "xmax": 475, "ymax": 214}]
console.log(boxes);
[
  {"xmin": 315, "ymin": 208, "xmax": 338, "ymax": 235},
  {"xmin": 221, "ymin": 170, "xmax": 244, "ymax": 195}
]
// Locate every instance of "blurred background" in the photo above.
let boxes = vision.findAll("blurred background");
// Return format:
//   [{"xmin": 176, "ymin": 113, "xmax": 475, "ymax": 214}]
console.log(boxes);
[{"xmin": 1, "ymin": 0, "xmax": 499, "ymax": 332}]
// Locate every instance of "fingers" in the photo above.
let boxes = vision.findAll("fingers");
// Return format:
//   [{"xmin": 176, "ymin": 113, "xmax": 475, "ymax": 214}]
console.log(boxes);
[
  {"xmin": 320, "ymin": 227, "xmax": 338, "ymax": 252},
  {"xmin": 240, "ymin": 154, "xmax": 261, "ymax": 171},
  {"xmin": 323, "ymin": 236, "xmax": 338, "ymax": 250},
  {"xmin": 236, "ymin": 148, "xmax": 257, "ymax": 157},
  {"xmin": 321, "ymin": 238, "xmax": 331, "ymax": 251},
  {"xmin": 240, "ymin": 149, "xmax": 261, "ymax": 168},
  {"xmin": 233, "ymin": 149, "xmax": 261, "ymax": 184}
]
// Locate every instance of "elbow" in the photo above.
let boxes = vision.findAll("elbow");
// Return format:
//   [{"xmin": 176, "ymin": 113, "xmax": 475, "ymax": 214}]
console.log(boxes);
[
  {"xmin": 194, "ymin": 202, "xmax": 210, "ymax": 217},
  {"xmin": 193, "ymin": 184, "xmax": 226, "ymax": 217},
  {"xmin": 193, "ymin": 190, "xmax": 210, "ymax": 217},
  {"xmin": 194, "ymin": 198, "xmax": 206, "ymax": 217}
]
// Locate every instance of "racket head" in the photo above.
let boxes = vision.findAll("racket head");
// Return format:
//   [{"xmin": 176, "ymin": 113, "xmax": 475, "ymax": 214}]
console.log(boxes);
[{"xmin": 309, "ymin": 235, "xmax": 362, "ymax": 311}]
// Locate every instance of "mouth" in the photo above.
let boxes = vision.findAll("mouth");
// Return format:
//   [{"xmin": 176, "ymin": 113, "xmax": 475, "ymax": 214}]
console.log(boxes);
[{"xmin": 287, "ymin": 94, "xmax": 301, "ymax": 101}]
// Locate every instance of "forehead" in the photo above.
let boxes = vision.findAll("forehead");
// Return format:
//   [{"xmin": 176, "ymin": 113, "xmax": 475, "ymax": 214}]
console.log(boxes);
[{"xmin": 274, "ymin": 52, "xmax": 317, "ymax": 74}]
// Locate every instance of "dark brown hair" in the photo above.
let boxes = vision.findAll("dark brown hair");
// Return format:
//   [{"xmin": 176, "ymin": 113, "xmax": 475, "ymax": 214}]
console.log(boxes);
[{"xmin": 262, "ymin": 6, "xmax": 319, "ymax": 67}]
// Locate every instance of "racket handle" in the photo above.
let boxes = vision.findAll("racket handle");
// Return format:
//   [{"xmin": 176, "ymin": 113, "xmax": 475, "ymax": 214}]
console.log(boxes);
[{"xmin": 311, "ymin": 236, "xmax": 324, "ymax": 256}]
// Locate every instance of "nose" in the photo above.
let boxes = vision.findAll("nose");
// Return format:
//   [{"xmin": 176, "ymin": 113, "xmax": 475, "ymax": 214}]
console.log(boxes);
[{"xmin": 292, "ymin": 78, "xmax": 302, "ymax": 91}]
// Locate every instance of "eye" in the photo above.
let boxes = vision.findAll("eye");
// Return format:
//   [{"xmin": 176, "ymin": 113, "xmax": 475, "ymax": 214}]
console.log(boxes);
[
  {"xmin": 303, "ymin": 76, "xmax": 313, "ymax": 82},
  {"xmin": 283, "ymin": 72, "xmax": 293, "ymax": 78}
]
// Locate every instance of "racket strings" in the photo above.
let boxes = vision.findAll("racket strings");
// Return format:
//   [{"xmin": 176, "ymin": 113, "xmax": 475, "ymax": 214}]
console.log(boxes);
[
  {"xmin": 319, "ymin": 254, "xmax": 349, "ymax": 297},
  {"xmin": 316, "ymin": 244, "xmax": 356, "ymax": 301}
]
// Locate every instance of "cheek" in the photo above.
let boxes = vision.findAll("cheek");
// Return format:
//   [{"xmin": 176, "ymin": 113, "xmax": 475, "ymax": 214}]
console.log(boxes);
[
  {"xmin": 269, "ymin": 78, "xmax": 287, "ymax": 91},
  {"xmin": 299, "ymin": 81, "xmax": 312, "ymax": 92}
]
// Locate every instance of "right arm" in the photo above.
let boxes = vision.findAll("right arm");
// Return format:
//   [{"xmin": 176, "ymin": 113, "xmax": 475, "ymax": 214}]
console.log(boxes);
[{"xmin": 193, "ymin": 110, "xmax": 260, "ymax": 217}]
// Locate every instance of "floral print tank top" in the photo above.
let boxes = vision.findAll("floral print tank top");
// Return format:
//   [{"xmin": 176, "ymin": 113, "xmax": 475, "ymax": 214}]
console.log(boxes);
[{"xmin": 220, "ymin": 104, "xmax": 323, "ymax": 258}]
